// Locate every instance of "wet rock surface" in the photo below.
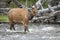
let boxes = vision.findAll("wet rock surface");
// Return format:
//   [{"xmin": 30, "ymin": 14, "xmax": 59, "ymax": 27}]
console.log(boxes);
[{"xmin": 0, "ymin": 23, "xmax": 60, "ymax": 40}]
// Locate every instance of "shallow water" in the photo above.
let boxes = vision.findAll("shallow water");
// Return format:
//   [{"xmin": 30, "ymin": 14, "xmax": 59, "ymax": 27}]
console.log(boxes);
[{"xmin": 0, "ymin": 23, "xmax": 60, "ymax": 40}]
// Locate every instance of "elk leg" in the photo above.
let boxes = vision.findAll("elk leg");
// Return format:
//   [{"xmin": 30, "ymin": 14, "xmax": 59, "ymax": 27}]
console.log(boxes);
[
  {"xmin": 12, "ymin": 24, "xmax": 15, "ymax": 30},
  {"xmin": 10, "ymin": 23, "xmax": 15, "ymax": 30},
  {"xmin": 23, "ymin": 20, "xmax": 29, "ymax": 32},
  {"xmin": 24, "ymin": 25, "xmax": 29, "ymax": 32},
  {"xmin": 10, "ymin": 22, "xmax": 12, "ymax": 30}
]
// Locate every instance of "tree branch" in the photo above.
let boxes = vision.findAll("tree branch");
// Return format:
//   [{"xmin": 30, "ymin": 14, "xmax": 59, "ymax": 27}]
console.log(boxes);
[{"xmin": 13, "ymin": 0, "xmax": 25, "ymax": 8}]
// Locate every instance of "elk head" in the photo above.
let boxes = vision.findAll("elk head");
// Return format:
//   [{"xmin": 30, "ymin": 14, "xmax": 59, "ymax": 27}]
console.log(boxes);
[
  {"xmin": 28, "ymin": 5, "xmax": 38, "ymax": 20},
  {"xmin": 31, "ymin": 5, "xmax": 38, "ymax": 16}
]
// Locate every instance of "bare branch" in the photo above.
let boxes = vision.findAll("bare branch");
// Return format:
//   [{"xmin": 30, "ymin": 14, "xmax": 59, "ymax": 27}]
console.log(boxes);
[{"xmin": 13, "ymin": 0, "xmax": 25, "ymax": 8}]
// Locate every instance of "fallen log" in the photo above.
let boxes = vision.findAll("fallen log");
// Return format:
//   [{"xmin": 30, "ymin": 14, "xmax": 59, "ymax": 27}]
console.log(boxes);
[
  {"xmin": 0, "ymin": 8, "xmax": 10, "ymax": 14},
  {"xmin": 38, "ymin": 5, "xmax": 60, "ymax": 15}
]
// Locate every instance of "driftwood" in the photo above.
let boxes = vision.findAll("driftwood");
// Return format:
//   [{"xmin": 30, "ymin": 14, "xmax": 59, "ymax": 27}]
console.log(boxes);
[
  {"xmin": 0, "ymin": 8, "xmax": 10, "ymax": 13},
  {"xmin": 38, "ymin": 5, "xmax": 60, "ymax": 15}
]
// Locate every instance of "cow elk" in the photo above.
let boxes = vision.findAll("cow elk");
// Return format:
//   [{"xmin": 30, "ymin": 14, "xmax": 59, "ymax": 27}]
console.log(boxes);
[{"xmin": 7, "ymin": 6, "xmax": 37, "ymax": 32}]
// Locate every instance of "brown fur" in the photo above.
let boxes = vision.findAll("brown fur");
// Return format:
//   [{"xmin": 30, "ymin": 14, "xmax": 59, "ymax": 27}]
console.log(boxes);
[{"xmin": 7, "ymin": 7, "xmax": 37, "ymax": 32}]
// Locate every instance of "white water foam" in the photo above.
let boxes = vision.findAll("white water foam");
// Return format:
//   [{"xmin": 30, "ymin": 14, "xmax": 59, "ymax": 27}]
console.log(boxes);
[
  {"xmin": 41, "ymin": 27, "xmax": 56, "ymax": 31},
  {"xmin": 29, "ymin": 28, "xmax": 40, "ymax": 33},
  {"xmin": 6, "ymin": 29, "xmax": 24, "ymax": 32}
]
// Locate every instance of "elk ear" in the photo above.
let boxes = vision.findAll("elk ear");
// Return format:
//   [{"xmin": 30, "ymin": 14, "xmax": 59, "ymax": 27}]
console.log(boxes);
[
  {"xmin": 32, "ymin": 5, "xmax": 37, "ymax": 9},
  {"xmin": 32, "ymin": 6, "xmax": 35, "ymax": 9}
]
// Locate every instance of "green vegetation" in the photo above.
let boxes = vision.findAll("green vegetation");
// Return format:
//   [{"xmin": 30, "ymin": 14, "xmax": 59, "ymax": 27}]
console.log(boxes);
[
  {"xmin": 0, "ymin": 15, "xmax": 8, "ymax": 22},
  {"xmin": 43, "ymin": 2, "xmax": 48, "ymax": 8},
  {"xmin": 10, "ymin": 0, "xmax": 48, "ymax": 8},
  {"xmin": 10, "ymin": 2, "xmax": 18, "ymax": 8},
  {"xmin": 10, "ymin": 0, "xmax": 38, "ymax": 8}
]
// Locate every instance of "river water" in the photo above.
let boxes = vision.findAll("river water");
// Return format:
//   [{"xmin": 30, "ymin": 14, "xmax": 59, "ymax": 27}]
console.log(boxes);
[{"xmin": 0, "ymin": 23, "xmax": 60, "ymax": 40}]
